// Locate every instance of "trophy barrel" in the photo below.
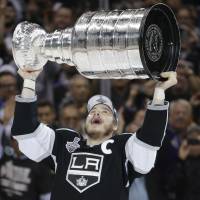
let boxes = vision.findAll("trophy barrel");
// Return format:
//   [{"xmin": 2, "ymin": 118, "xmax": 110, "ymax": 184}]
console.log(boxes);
[{"xmin": 71, "ymin": 3, "xmax": 180, "ymax": 79}]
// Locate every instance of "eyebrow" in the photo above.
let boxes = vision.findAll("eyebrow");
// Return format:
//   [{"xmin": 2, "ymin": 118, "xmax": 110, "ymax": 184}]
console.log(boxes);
[
  {"xmin": 103, "ymin": 107, "xmax": 111, "ymax": 112},
  {"xmin": 91, "ymin": 105, "xmax": 112, "ymax": 112}
]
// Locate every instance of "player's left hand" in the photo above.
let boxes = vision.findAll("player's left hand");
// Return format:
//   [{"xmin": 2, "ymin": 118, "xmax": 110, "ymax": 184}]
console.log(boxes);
[
  {"xmin": 156, "ymin": 71, "xmax": 177, "ymax": 91},
  {"xmin": 18, "ymin": 68, "xmax": 42, "ymax": 81}
]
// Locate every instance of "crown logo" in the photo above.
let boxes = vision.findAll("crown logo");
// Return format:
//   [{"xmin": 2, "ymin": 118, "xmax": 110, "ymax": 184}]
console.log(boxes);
[
  {"xmin": 76, "ymin": 176, "xmax": 88, "ymax": 187},
  {"xmin": 96, "ymin": 96, "xmax": 106, "ymax": 104}
]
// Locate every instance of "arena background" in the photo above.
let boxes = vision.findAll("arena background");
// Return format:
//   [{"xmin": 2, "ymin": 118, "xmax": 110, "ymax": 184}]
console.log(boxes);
[{"xmin": 0, "ymin": 0, "xmax": 200, "ymax": 200}]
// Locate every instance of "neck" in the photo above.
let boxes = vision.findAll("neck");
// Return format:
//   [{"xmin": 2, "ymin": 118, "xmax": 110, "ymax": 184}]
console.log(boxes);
[{"xmin": 87, "ymin": 134, "xmax": 112, "ymax": 146}]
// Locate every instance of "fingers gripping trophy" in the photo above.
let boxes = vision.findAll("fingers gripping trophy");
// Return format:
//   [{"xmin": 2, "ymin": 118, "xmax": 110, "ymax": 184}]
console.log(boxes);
[{"xmin": 11, "ymin": 3, "xmax": 179, "ymax": 200}]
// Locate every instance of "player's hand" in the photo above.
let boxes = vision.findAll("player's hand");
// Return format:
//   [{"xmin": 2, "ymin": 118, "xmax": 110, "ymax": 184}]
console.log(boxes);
[
  {"xmin": 156, "ymin": 71, "xmax": 177, "ymax": 91},
  {"xmin": 152, "ymin": 71, "xmax": 177, "ymax": 105},
  {"xmin": 18, "ymin": 68, "xmax": 42, "ymax": 81}
]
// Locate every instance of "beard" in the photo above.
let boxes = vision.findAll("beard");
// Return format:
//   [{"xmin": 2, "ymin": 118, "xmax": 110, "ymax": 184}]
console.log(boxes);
[{"xmin": 85, "ymin": 124, "xmax": 113, "ymax": 140}]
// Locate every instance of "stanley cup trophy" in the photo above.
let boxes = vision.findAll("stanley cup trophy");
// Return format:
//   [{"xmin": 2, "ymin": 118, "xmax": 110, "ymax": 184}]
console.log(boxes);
[{"xmin": 12, "ymin": 3, "xmax": 180, "ymax": 79}]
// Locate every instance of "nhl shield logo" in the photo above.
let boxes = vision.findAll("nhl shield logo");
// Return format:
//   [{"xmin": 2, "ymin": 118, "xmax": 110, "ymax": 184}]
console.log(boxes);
[{"xmin": 66, "ymin": 152, "xmax": 104, "ymax": 193}]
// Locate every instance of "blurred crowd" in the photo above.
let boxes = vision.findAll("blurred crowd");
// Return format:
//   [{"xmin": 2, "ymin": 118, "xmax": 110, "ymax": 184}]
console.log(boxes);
[{"xmin": 0, "ymin": 0, "xmax": 200, "ymax": 200}]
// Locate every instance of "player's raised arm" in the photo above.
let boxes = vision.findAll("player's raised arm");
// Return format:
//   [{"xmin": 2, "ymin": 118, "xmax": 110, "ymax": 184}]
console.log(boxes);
[
  {"xmin": 125, "ymin": 71, "xmax": 177, "ymax": 174},
  {"xmin": 11, "ymin": 69, "xmax": 55, "ymax": 162}
]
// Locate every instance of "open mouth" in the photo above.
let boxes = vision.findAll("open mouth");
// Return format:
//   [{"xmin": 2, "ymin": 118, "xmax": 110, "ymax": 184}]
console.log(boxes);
[{"xmin": 91, "ymin": 117, "xmax": 102, "ymax": 125}]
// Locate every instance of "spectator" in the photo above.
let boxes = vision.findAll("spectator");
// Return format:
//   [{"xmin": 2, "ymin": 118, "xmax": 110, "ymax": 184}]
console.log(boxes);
[
  {"xmin": 37, "ymin": 100, "xmax": 56, "ymax": 127},
  {"xmin": 126, "ymin": 109, "xmax": 146, "ymax": 133},
  {"xmin": 0, "ymin": 138, "xmax": 53, "ymax": 200},
  {"xmin": 0, "ymin": 0, "xmax": 17, "ymax": 64},
  {"xmin": 165, "ymin": 62, "xmax": 193, "ymax": 101},
  {"xmin": 190, "ymin": 92, "xmax": 200, "ymax": 124},
  {"xmin": 176, "ymin": 6, "xmax": 200, "ymax": 73},
  {"xmin": 111, "ymin": 79, "xmax": 130, "ymax": 110},
  {"xmin": 176, "ymin": 125, "xmax": 200, "ymax": 200},
  {"xmin": 59, "ymin": 102, "xmax": 82, "ymax": 133},
  {"xmin": 0, "ymin": 65, "xmax": 17, "ymax": 158},
  {"xmin": 123, "ymin": 81, "xmax": 148, "ymax": 125},
  {"xmin": 24, "ymin": 0, "xmax": 43, "ymax": 25},
  {"xmin": 65, "ymin": 74, "xmax": 91, "ymax": 119},
  {"xmin": 0, "ymin": 65, "xmax": 17, "ymax": 107},
  {"xmin": 169, "ymin": 99, "xmax": 194, "ymax": 137},
  {"xmin": 52, "ymin": 3, "xmax": 75, "ymax": 30},
  {"xmin": 165, "ymin": 0, "xmax": 182, "ymax": 12}
]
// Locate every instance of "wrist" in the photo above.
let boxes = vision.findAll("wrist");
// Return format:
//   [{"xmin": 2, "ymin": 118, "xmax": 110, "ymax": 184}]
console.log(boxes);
[
  {"xmin": 152, "ymin": 87, "xmax": 165, "ymax": 105},
  {"xmin": 23, "ymin": 79, "xmax": 36, "ymax": 91},
  {"xmin": 21, "ymin": 79, "xmax": 36, "ymax": 98}
]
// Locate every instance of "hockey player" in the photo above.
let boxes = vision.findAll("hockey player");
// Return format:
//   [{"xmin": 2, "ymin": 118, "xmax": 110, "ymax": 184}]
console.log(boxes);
[{"xmin": 11, "ymin": 69, "xmax": 177, "ymax": 200}]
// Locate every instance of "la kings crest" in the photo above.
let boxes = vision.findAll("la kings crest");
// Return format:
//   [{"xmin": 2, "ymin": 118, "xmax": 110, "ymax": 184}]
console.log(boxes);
[{"xmin": 66, "ymin": 152, "xmax": 104, "ymax": 193}]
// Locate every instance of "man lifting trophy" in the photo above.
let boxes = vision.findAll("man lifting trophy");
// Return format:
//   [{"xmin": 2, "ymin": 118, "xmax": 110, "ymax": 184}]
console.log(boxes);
[{"xmin": 11, "ymin": 3, "xmax": 179, "ymax": 200}]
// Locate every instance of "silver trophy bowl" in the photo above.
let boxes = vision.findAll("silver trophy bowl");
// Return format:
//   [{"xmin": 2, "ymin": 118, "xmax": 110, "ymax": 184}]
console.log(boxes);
[{"xmin": 12, "ymin": 3, "xmax": 180, "ymax": 79}]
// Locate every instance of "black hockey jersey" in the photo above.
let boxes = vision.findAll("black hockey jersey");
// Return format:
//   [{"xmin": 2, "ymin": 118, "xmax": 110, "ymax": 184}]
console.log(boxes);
[
  {"xmin": 51, "ymin": 129, "xmax": 138, "ymax": 200},
  {"xmin": 11, "ymin": 95, "xmax": 169, "ymax": 200}
]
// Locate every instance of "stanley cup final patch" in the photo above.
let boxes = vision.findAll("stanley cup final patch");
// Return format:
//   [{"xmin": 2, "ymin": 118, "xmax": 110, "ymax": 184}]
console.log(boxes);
[
  {"xmin": 66, "ymin": 137, "xmax": 80, "ymax": 153},
  {"xmin": 66, "ymin": 152, "xmax": 104, "ymax": 193}
]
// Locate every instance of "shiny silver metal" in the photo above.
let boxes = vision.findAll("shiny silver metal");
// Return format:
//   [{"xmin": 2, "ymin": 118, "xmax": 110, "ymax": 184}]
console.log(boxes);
[{"xmin": 12, "ymin": 3, "xmax": 180, "ymax": 79}]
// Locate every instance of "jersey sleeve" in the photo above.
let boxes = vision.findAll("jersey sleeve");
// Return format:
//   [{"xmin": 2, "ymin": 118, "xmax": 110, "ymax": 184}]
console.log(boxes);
[
  {"xmin": 113, "ymin": 133, "xmax": 143, "ymax": 188},
  {"xmin": 11, "ymin": 95, "xmax": 55, "ymax": 162},
  {"xmin": 125, "ymin": 102, "xmax": 169, "ymax": 175},
  {"xmin": 36, "ymin": 163, "xmax": 54, "ymax": 199}
]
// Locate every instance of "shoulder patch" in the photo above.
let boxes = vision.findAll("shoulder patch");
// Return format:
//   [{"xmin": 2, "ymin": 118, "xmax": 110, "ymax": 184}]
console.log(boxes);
[{"xmin": 66, "ymin": 137, "xmax": 80, "ymax": 153}]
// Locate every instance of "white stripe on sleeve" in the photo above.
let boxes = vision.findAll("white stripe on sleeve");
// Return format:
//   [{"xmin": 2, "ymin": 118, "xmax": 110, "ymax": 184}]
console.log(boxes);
[
  {"xmin": 13, "ymin": 123, "xmax": 55, "ymax": 162},
  {"xmin": 125, "ymin": 134, "xmax": 157, "ymax": 174}
]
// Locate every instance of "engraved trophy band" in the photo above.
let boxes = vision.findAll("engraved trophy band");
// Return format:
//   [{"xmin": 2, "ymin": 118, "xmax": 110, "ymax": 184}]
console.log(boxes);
[{"xmin": 12, "ymin": 3, "xmax": 180, "ymax": 79}]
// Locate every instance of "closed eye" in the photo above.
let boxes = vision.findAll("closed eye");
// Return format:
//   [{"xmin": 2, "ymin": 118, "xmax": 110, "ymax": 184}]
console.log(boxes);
[
  {"xmin": 90, "ymin": 110, "xmax": 96, "ymax": 114},
  {"xmin": 102, "ymin": 110, "xmax": 109, "ymax": 114}
]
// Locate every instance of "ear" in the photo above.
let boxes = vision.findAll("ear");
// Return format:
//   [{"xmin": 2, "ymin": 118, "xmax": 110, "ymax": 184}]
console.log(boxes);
[{"xmin": 113, "ymin": 122, "xmax": 118, "ymax": 131}]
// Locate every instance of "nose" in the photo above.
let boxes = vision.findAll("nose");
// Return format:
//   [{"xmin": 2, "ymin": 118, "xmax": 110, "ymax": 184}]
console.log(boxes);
[
  {"xmin": 92, "ymin": 110, "xmax": 100, "ymax": 116},
  {"xmin": 96, "ymin": 112, "xmax": 100, "ymax": 116}
]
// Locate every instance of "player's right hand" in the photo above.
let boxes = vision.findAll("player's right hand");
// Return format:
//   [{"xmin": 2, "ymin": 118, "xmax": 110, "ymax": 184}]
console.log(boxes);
[
  {"xmin": 18, "ymin": 68, "xmax": 42, "ymax": 81},
  {"xmin": 156, "ymin": 71, "xmax": 177, "ymax": 91}
]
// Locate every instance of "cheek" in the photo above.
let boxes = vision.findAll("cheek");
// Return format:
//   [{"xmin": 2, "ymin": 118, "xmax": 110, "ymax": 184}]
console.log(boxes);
[
  {"xmin": 86, "ymin": 115, "xmax": 92, "ymax": 123},
  {"xmin": 85, "ymin": 117, "xmax": 92, "ymax": 129},
  {"xmin": 103, "ymin": 116, "xmax": 114, "ymax": 127}
]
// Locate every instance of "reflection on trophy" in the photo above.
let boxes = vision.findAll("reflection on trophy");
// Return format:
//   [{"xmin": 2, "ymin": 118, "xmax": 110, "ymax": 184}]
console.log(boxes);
[{"xmin": 12, "ymin": 3, "xmax": 180, "ymax": 79}]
